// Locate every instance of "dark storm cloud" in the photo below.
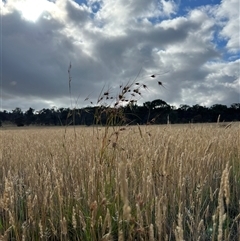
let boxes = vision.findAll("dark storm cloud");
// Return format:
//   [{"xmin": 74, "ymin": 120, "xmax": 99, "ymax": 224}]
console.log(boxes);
[{"xmin": 2, "ymin": 8, "xmax": 83, "ymax": 100}]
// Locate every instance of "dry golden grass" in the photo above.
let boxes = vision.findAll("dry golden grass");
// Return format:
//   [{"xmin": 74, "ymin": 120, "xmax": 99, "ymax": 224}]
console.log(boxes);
[{"xmin": 0, "ymin": 123, "xmax": 239, "ymax": 240}]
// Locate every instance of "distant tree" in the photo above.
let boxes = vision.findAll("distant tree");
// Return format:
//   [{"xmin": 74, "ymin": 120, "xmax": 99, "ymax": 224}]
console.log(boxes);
[
  {"xmin": 228, "ymin": 103, "xmax": 240, "ymax": 121},
  {"xmin": 3, "ymin": 101, "xmax": 240, "ymax": 126},
  {"xmin": 36, "ymin": 108, "xmax": 52, "ymax": 125},
  {"xmin": 210, "ymin": 104, "xmax": 228, "ymax": 121},
  {"xmin": 12, "ymin": 107, "xmax": 25, "ymax": 126},
  {"xmin": 177, "ymin": 105, "xmax": 191, "ymax": 123},
  {"xmin": 25, "ymin": 107, "xmax": 36, "ymax": 125},
  {"xmin": 151, "ymin": 99, "xmax": 169, "ymax": 109},
  {"xmin": 143, "ymin": 101, "xmax": 154, "ymax": 110},
  {"xmin": 190, "ymin": 105, "xmax": 210, "ymax": 123},
  {"xmin": 230, "ymin": 103, "xmax": 240, "ymax": 109},
  {"xmin": 0, "ymin": 110, "xmax": 9, "ymax": 123},
  {"xmin": 169, "ymin": 109, "xmax": 178, "ymax": 123},
  {"xmin": 179, "ymin": 104, "xmax": 190, "ymax": 111}
]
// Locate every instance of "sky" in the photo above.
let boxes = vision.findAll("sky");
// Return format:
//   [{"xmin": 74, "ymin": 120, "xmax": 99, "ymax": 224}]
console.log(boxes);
[{"xmin": 1, "ymin": 0, "xmax": 239, "ymax": 111}]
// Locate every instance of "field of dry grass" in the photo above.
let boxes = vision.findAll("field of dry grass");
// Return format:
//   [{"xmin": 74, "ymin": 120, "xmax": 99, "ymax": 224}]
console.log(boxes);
[{"xmin": 0, "ymin": 123, "xmax": 239, "ymax": 241}]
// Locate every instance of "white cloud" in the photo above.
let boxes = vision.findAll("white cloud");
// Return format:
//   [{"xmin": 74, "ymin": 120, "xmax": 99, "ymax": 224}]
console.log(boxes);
[
  {"xmin": 215, "ymin": 0, "xmax": 240, "ymax": 53},
  {"xmin": 161, "ymin": 0, "xmax": 178, "ymax": 16}
]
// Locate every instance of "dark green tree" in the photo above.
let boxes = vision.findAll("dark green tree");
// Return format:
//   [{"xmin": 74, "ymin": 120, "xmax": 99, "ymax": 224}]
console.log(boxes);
[
  {"xmin": 25, "ymin": 107, "xmax": 36, "ymax": 125},
  {"xmin": 12, "ymin": 107, "xmax": 24, "ymax": 126}
]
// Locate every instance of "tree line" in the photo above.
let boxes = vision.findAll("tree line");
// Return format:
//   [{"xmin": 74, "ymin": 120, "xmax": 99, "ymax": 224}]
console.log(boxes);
[{"xmin": 0, "ymin": 99, "xmax": 239, "ymax": 127}]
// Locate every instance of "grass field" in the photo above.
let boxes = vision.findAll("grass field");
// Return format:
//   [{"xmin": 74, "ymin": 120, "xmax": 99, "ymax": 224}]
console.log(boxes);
[{"xmin": 0, "ymin": 123, "xmax": 239, "ymax": 240}]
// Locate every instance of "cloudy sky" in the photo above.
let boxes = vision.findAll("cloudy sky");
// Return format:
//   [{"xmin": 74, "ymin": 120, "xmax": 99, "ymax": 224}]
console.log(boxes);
[{"xmin": 1, "ymin": 0, "xmax": 239, "ymax": 111}]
